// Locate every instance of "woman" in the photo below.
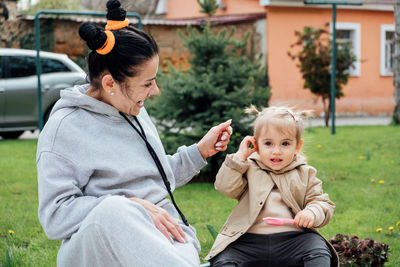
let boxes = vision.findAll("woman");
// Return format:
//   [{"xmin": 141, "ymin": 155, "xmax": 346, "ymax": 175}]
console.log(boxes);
[{"xmin": 36, "ymin": 1, "xmax": 232, "ymax": 266}]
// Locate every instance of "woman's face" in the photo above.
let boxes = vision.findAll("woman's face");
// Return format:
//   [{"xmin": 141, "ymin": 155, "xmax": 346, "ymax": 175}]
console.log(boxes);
[{"xmin": 111, "ymin": 55, "xmax": 160, "ymax": 116}]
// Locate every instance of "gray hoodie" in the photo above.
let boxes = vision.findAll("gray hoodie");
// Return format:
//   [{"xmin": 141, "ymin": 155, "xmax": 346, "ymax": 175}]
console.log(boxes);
[{"xmin": 36, "ymin": 84, "xmax": 206, "ymax": 251}]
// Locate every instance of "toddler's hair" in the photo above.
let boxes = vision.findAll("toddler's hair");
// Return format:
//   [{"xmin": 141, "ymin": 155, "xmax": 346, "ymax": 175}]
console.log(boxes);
[{"xmin": 245, "ymin": 105, "xmax": 313, "ymax": 144}]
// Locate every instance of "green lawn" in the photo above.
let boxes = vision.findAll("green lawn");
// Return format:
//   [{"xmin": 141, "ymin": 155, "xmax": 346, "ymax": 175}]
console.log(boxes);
[{"xmin": 1, "ymin": 125, "xmax": 399, "ymax": 266}]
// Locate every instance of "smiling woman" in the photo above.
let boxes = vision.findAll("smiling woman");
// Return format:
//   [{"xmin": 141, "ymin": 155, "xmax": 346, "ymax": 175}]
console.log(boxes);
[
  {"xmin": 86, "ymin": 55, "xmax": 160, "ymax": 116},
  {"xmin": 35, "ymin": 0, "xmax": 233, "ymax": 266}
]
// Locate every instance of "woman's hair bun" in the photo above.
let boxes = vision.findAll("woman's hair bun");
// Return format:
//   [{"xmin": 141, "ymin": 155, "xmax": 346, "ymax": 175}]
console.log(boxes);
[
  {"xmin": 106, "ymin": 0, "xmax": 126, "ymax": 21},
  {"xmin": 78, "ymin": 22, "xmax": 107, "ymax": 51}
]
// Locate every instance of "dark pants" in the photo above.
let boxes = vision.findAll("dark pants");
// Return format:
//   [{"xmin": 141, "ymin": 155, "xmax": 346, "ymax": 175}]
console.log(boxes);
[{"xmin": 210, "ymin": 231, "xmax": 331, "ymax": 267}]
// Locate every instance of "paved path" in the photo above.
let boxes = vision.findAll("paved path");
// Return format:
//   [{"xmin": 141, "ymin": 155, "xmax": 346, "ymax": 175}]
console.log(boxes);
[
  {"xmin": 307, "ymin": 115, "xmax": 392, "ymax": 127},
  {"xmin": 17, "ymin": 116, "xmax": 393, "ymax": 140},
  {"xmin": 19, "ymin": 130, "xmax": 40, "ymax": 140}
]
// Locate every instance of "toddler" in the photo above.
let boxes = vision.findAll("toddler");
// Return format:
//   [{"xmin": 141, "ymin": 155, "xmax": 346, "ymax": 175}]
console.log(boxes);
[{"xmin": 206, "ymin": 106, "xmax": 338, "ymax": 267}]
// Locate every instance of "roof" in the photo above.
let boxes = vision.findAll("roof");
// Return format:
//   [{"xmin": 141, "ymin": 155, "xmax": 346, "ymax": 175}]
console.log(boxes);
[
  {"xmin": 20, "ymin": 13, "xmax": 266, "ymax": 26},
  {"xmin": 260, "ymin": 0, "xmax": 394, "ymax": 11}
]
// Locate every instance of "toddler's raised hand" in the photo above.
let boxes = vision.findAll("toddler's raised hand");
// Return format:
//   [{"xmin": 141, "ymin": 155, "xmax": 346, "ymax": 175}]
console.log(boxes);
[
  {"xmin": 235, "ymin": 136, "xmax": 256, "ymax": 161},
  {"xmin": 294, "ymin": 209, "xmax": 315, "ymax": 228}
]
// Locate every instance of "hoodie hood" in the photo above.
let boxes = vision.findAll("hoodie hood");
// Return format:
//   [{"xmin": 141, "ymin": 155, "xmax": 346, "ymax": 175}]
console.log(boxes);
[
  {"xmin": 249, "ymin": 152, "xmax": 307, "ymax": 174},
  {"xmin": 51, "ymin": 84, "xmax": 123, "ymax": 121}
]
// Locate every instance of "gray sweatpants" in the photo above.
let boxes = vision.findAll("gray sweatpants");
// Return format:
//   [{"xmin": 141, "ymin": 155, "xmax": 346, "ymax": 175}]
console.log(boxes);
[{"xmin": 57, "ymin": 195, "xmax": 201, "ymax": 267}]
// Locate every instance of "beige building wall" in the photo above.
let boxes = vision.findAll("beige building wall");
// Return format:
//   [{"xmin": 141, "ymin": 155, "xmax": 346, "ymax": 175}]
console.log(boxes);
[{"xmin": 267, "ymin": 6, "xmax": 395, "ymax": 115}]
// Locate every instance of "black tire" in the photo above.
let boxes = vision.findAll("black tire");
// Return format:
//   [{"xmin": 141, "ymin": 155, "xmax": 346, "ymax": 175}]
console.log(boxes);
[{"xmin": 0, "ymin": 131, "xmax": 24, "ymax": 139}]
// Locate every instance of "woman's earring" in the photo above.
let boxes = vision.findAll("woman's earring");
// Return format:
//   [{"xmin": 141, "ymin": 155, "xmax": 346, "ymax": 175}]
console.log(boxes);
[{"xmin": 110, "ymin": 91, "xmax": 115, "ymax": 96}]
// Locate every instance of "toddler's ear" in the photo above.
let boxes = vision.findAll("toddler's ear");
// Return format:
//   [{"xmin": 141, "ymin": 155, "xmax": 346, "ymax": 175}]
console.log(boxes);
[
  {"xmin": 296, "ymin": 140, "xmax": 303, "ymax": 152},
  {"xmin": 251, "ymin": 137, "xmax": 258, "ymax": 152}
]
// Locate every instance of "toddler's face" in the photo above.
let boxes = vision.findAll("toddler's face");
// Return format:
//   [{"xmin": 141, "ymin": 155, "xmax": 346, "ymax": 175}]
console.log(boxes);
[{"xmin": 256, "ymin": 125, "xmax": 301, "ymax": 171}]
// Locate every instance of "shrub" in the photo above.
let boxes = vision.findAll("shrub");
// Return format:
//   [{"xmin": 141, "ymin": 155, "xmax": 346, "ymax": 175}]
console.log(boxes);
[{"xmin": 329, "ymin": 234, "xmax": 390, "ymax": 266}]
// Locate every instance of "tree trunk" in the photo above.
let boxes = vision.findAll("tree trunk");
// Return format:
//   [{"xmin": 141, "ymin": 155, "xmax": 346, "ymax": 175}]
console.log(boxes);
[
  {"xmin": 394, "ymin": 99, "xmax": 400, "ymax": 124},
  {"xmin": 393, "ymin": 3, "xmax": 400, "ymax": 123},
  {"xmin": 322, "ymin": 96, "xmax": 330, "ymax": 127}
]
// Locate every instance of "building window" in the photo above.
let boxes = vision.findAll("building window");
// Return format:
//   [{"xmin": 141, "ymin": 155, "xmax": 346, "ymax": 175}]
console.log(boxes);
[
  {"xmin": 155, "ymin": 0, "xmax": 167, "ymax": 15},
  {"xmin": 380, "ymin": 24, "xmax": 395, "ymax": 76},
  {"xmin": 332, "ymin": 22, "xmax": 361, "ymax": 77},
  {"xmin": 199, "ymin": 0, "xmax": 226, "ymax": 9}
]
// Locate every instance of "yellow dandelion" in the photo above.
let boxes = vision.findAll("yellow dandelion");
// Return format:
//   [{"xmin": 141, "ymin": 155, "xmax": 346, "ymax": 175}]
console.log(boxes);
[
  {"xmin": 370, "ymin": 178, "xmax": 375, "ymax": 182},
  {"xmin": 388, "ymin": 226, "xmax": 394, "ymax": 231},
  {"xmin": 359, "ymin": 156, "xmax": 365, "ymax": 159},
  {"xmin": 379, "ymin": 180, "xmax": 385, "ymax": 184},
  {"xmin": 317, "ymin": 144, "xmax": 322, "ymax": 149},
  {"xmin": 8, "ymin": 229, "xmax": 14, "ymax": 235},
  {"xmin": 376, "ymin": 228, "xmax": 382, "ymax": 232},
  {"xmin": 396, "ymin": 221, "xmax": 400, "ymax": 227}
]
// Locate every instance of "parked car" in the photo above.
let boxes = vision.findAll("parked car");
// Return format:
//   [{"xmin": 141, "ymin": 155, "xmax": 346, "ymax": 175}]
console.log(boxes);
[{"xmin": 0, "ymin": 48, "xmax": 86, "ymax": 139}]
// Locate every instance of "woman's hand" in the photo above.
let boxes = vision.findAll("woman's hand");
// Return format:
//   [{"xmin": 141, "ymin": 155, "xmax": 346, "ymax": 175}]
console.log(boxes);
[
  {"xmin": 294, "ymin": 209, "xmax": 315, "ymax": 228},
  {"xmin": 197, "ymin": 119, "xmax": 233, "ymax": 159},
  {"xmin": 235, "ymin": 136, "xmax": 256, "ymax": 161},
  {"xmin": 129, "ymin": 197, "xmax": 186, "ymax": 244}
]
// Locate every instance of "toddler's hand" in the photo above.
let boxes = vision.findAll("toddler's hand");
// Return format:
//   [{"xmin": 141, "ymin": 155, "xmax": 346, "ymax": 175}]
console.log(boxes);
[
  {"xmin": 294, "ymin": 209, "xmax": 315, "ymax": 228},
  {"xmin": 235, "ymin": 136, "xmax": 256, "ymax": 161}
]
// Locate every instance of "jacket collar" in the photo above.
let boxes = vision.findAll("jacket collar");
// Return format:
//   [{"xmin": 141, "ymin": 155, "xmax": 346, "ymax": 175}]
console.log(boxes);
[{"xmin": 248, "ymin": 153, "xmax": 307, "ymax": 174}]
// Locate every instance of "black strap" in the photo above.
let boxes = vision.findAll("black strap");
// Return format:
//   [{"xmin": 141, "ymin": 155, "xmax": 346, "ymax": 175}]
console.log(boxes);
[{"xmin": 119, "ymin": 112, "xmax": 189, "ymax": 226}]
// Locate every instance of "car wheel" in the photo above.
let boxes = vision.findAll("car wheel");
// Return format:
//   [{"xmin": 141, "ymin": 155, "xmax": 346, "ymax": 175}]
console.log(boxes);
[{"xmin": 0, "ymin": 131, "xmax": 24, "ymax": 139}]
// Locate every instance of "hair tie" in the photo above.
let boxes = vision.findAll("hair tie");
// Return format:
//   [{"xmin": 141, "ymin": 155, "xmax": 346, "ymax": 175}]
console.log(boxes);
[
  {"xmin": 288, "ymin": 110, "xmax": 300, "ymax": 122},
  {"xmin": 96, "ymin": 31, "xmax": 115, "ymax": 55},
  {"xmin": 106, "ymin": 18, "xmax": 129, "ymax": 30}
]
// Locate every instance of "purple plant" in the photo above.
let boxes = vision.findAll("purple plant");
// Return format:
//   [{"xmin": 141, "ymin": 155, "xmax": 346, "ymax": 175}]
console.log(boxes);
[{"xmin": 329, "ymin": 234, "xmax": 390, "ymax": 266}]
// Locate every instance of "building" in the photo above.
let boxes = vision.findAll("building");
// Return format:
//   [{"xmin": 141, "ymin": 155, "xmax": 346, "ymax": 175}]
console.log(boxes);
[{"xmin": 161, "ymin": 0, "xmax": 395, "ymax": 116}]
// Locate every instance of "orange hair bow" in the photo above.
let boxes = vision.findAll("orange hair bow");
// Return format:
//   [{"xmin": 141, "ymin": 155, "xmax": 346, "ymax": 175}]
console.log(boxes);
[
  {"xmin": 96, "ymin": 30, "xmax": 115, "ymax": 55},
  {"xmin": 106, "ymin": 18, "xmax": 130, "ymax": 30}
]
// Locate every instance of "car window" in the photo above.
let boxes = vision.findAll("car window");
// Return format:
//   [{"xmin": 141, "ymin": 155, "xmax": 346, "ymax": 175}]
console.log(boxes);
[
  {"xmin": 41, "ymin": 58, "xmax": 70, "ymax": 74},
  {"xmin": 5, "ymin": 55, "xmax": 72, "ymax": 79},
  {"xmin": 7, "ymin": 56, "xmax": 36, "ymax": 78}
]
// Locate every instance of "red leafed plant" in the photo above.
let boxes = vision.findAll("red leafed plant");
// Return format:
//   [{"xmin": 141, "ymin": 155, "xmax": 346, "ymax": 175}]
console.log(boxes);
[{"xmin": 329, "ymin": 234, "xmax": 390, "ymax": 266}]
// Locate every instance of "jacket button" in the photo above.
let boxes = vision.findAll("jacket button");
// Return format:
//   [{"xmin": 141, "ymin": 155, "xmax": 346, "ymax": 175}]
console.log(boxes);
[{"xmin": 259, "ymin": 201, "xmax": 263, "ymax": 206}]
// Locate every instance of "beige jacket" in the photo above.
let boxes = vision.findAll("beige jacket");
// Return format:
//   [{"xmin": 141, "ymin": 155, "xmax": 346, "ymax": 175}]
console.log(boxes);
[{"xmin": 205, "ymin": 153, "xmax": 338, "ymax": 266}]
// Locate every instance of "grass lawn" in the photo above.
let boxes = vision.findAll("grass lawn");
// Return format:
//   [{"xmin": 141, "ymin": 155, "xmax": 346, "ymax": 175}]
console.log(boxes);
[{"xmin": 0, "ymin": 125, "xmax": 399, "ymax": 266}]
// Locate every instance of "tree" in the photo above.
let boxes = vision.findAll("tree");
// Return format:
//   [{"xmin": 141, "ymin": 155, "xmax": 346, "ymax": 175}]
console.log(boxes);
[
  {"xmin": 288, "ymin": 26, "xmax": 356, "ymax": 126},
  {"xmin": 22, "ymin": 0, "xmax": 82, "ymax": 15},
  {"xmin": 148, "ymin": 0, "xmax": 270, "ymax": 182},
  {"xmin": 0, "ymin": 3, "xmax": 9, "ymax": 23},
  {"xmin": 393, "ymin": 2, "xmax": 400, "ymax": 124},
  {"xmin": 197, "ymin": 0, "xmax": 218, "ymax": 18},
  {"xmin": 81, "ymin": 0, "xmax": 161, "ymax": 18}
]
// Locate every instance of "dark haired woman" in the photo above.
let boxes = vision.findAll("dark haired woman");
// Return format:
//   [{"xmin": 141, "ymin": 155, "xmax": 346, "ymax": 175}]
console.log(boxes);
[{"xmin": 36, "ymin": 1, "xmax": 232, "ymax": 266}]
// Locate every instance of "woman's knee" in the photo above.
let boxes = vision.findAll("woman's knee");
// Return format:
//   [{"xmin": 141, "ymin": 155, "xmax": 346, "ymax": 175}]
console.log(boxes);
[{"xmin": 82, "ymin": 195, "xmax": 150, "ymax": 228}]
